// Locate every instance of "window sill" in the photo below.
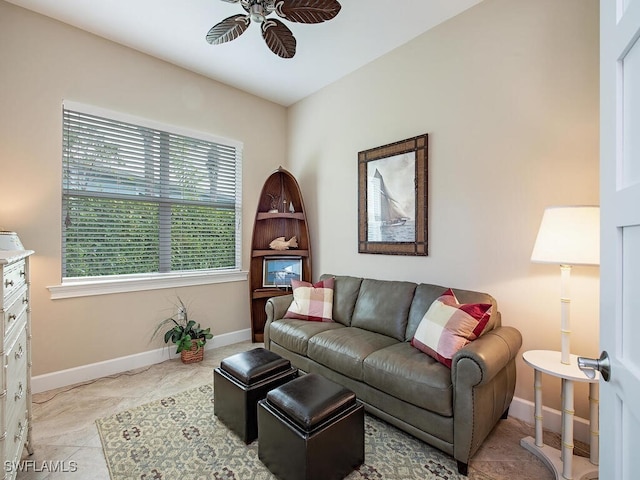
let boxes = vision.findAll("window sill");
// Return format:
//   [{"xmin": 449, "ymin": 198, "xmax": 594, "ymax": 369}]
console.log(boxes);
[{"xmin": 48, "ymin": 270, "xmax": 248, "ymax": 299}]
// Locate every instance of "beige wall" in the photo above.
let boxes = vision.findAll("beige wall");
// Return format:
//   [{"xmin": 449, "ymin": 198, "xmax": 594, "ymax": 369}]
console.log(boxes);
[
  {"xmin": 1, "ymin": 0, "xmax": 600, "ymax": 418},
  {"xmin": 287, "ymin": 0, "xmax": 600, "ymax": 417},
  {"xmin": 0, "ymin": 1, "xmax": 287, "ymax": 375}
]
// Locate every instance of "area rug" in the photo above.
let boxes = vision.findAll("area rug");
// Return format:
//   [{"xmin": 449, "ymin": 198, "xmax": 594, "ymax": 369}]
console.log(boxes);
[{"xmin": 97, "ymin": 383, "xmax": 492, "ymax": 480}]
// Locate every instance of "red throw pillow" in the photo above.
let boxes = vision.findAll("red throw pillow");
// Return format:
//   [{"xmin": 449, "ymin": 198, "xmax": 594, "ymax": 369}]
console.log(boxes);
[{"xmin": 411, "ymin": 288, "xmax": 491, "ymax": 367}]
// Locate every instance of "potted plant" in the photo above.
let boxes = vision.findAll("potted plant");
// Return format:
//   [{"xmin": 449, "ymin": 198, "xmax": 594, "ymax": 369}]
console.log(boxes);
[{"xmin": 152, "ymin": 297, "xmax": 213, "ymax": 364}]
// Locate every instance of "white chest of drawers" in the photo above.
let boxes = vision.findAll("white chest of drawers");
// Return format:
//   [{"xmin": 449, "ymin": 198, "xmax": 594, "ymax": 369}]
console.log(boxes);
[{"xmin": 0, "ymin": 250, "xmax": 34, "ymax": 479}]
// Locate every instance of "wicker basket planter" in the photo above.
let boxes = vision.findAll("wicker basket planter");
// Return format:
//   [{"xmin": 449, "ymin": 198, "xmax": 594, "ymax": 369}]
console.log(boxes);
[
  {"xmin": 181, "ymin": 339, "xmax": 205, "ymax": 364},
  {"xmin": 152, "ymin": 297, "xmax": 213, "ymax": 365}
]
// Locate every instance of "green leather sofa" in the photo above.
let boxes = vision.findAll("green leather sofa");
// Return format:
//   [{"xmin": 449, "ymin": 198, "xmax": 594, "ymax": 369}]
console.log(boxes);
[{"xmin": 264, "ymin": 274, "xmax": 522, "ymax": 475}]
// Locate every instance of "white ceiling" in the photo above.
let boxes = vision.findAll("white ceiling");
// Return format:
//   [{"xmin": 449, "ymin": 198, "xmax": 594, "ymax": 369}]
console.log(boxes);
[{"xmin": 6, "ymin": 0, "xmax": 483, "ymax": 106}]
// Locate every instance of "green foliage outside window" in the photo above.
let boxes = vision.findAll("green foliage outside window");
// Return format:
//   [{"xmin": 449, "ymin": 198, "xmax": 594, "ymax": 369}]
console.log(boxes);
[{"xmin": 64, "ymin": 197, "xmax": 237, "ymax": 277}]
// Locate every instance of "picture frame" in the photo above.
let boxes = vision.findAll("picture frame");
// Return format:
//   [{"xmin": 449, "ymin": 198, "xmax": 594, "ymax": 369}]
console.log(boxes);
[
  {"xmin": 358, "ymin": 134, "xmax": 428, "ymax": 256},
  {"xmin": 262, "ymin": 256, "xmax": 303, "ymax": 288}
]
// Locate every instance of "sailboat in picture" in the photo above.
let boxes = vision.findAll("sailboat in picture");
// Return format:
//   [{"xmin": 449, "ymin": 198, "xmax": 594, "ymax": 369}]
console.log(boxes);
[{"xmin": 373, "ymin": 169, "xmax": 410, "ymax": 226}]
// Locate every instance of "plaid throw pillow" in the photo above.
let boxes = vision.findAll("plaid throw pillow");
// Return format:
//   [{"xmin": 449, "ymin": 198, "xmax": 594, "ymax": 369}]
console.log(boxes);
[
  {"xmin": 284, "ymin": 277, "xmax": 335, "ymax": 322},
  {"xmin": 411, "ymin": 288, "xmax": 491, "ymax": 368}
]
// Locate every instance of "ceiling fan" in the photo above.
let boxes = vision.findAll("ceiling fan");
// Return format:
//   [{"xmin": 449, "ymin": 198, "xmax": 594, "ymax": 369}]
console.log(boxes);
[{"xmin": 206, "ymin": 0, "xmax": 342, "ymax": 59}]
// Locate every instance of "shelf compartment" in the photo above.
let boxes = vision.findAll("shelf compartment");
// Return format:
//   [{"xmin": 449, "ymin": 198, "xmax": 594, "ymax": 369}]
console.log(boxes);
[{"xmin": 252, "ymin": 288, "xmax": 293, "ymax": 300}]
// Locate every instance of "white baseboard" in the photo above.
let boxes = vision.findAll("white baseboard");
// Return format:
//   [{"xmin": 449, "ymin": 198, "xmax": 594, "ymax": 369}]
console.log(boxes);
[
  {"xmin": 509, "ymin": 396, "xmax": 592, "ymax": 445},
  {"xmin": 31, "ymin": 328, "xmax": 251, "ymax": 394}
]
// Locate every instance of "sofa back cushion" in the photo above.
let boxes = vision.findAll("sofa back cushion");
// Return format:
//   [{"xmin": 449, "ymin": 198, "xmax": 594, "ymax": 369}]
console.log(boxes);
[
  {"xmin": 406, "ymin": 284, "xmax": 499, "ymax": 341},
  {"xmin": 351, "ymin": 278, "xmax": 417, "ymax": 341},
  {"xmin": 320, "ymin": 274, "xmax": 363, "ymax": 326}
]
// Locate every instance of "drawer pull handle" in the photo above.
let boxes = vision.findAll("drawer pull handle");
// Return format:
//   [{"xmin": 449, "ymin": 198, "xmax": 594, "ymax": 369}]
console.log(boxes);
[
  {"xmin": 20, "ymin": 270, "xmax": 25, "ymax": 277},
  {"xmin": 15, "ymin": 345, "xmax": 23, "ymax": 360},
  {"xmin": 5, "ymin": 279, "xmax": 14, "ymax": 287},
  {"xmin": 23, "ymin": 296, "xmax": 28, "ymax": 304},
  {"xmin": 8, "ymin": 314, "xmax": 16, "ymax": 322},
  {"xmin": 14, "ymin": 421, "xmax": 24, "ymax": 442},
  {"xmin": 15, "ymin": 382, "xmax": 23, "ymax": 401}
]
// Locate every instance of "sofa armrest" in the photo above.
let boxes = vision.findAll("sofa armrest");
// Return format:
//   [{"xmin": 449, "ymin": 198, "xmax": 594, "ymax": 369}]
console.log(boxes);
[
  {"xmin": 452, "ymin": 326, "xmax": 522, "ymax": 387},
  {"xmin": 264, "ymin": 294, "xmax": 293, "ymax": 349},
  {"xmin": 451, "ymin": 326, "xmax": 522, "ymax": 467}
]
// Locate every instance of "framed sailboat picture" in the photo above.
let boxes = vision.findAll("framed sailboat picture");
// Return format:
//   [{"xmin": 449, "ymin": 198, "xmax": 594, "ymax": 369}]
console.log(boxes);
[{"xmin": 358, "ymin": 134, "xmax": 428, "ymax": 255}]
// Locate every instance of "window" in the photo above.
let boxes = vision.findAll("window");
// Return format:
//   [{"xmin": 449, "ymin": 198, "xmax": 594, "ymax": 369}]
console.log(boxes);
[{"xmin": 61, "ymin": 102, "xmax": 242, "ymax": 284}]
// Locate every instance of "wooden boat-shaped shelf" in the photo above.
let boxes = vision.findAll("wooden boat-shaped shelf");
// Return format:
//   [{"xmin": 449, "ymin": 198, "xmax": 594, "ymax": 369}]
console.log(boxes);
[{"xmin": 249, "ymin": 167, "xmax": 312, "ymax": 342}]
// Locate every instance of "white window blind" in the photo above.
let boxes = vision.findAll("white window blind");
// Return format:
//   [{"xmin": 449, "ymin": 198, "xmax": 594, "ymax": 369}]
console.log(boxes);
[{"xmin": 62, "ymin": 103, "xmax": 242, "ymax": 279}]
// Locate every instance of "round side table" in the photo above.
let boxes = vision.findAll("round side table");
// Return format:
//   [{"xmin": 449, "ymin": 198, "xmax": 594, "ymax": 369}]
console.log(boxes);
[{"xmin": 520, "ymin": 350, "xmax": 599, "ymax": 480}]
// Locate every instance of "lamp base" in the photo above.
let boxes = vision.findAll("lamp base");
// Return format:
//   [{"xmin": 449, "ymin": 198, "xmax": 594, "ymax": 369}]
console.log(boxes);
[{"xmin": 560, "ymin": 264, "xmax": 572, "ymax": 365}]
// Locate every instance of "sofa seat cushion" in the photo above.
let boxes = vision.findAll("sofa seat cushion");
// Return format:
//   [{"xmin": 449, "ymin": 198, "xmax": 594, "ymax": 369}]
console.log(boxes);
[
  {"xmin": 269, "ymin": 319, "xmax": 345, "ymax": 356},
  {"xmin": 307, "ymin": 327, "xmax": 398, "ymax": 381},
  {"xmin": 363, "ymin": 342, "xmax": 453, "ymax": 417}
]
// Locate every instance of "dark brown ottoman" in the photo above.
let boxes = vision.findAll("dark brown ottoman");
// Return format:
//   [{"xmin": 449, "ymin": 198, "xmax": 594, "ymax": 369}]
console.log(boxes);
[
  {"xmin": 258, "ymin": 373, "xmax": 364, "ymax": 480},
  {"xmin": 214, "ymin": 347, "xmax": 297, "ymax": 444}
]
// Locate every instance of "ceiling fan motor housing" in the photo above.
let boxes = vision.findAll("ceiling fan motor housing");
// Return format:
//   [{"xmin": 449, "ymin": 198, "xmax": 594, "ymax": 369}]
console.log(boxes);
[{"xmin": 249, "ymin": 4, "xmax": 266, "ymax": 23}]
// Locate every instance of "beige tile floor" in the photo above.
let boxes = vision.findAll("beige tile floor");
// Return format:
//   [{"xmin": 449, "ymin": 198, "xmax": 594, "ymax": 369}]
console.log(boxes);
[{"xmin": 15, "ymin": 341, "xmax": 590, "ymax": 480}]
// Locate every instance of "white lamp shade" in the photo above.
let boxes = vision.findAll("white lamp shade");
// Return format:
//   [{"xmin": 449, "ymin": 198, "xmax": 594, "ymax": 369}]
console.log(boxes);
[{"xmin": 531, "ymin": 206, "xmax": 600, "ymax": 266}]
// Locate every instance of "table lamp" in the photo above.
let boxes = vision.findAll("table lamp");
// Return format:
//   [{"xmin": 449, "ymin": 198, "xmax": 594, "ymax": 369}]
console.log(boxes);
[{"xmin": 531, "ymin": 206, "xmax": 600, "ymax": 365}]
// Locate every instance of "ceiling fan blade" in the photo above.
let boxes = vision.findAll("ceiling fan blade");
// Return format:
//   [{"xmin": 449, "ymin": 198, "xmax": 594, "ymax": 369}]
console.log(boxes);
[
  {"xmin": 206, "ymin": 14, "xmax": 250, "ymax": 45},
  {"xmin": 274, "ymin": 0, "xmax": 341, "ymax": 24},
  {"xmin": 261, "ymin": 19, "xmax": 297, "ymax": 58}
]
